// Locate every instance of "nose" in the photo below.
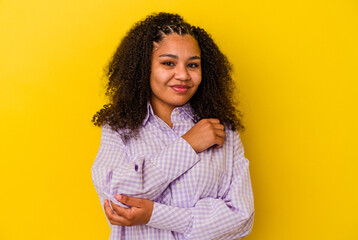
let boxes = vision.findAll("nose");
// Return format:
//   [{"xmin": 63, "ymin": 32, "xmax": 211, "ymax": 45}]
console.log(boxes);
[{"xmin": 174, "ymin": 64, "xmax": 190, "ymax": 81}]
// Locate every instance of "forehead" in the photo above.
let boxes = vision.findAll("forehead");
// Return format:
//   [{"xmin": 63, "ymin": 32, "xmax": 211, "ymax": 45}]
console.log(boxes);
[{"xmin": 152, "ymin": 34, "xmax": 201, "ymax": 56}]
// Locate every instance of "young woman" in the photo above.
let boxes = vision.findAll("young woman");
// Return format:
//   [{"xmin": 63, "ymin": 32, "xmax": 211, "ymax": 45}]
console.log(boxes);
[{"xmin": 92, "ymin": 12, "xmax": 254, "ymax": 240}]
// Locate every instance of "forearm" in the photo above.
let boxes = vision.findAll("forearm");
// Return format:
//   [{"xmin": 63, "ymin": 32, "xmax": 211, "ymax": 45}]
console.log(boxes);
[
  {"xmin": 147, "ymin": 198, "xmax": 254, "ymax": 240},
  {"xmin": 92, "ymin": 136, "xmax": 200, "ymax": 204},
  {"xmin": 147, "ymin": 141, "xmax": 255, "ymax": 239}
]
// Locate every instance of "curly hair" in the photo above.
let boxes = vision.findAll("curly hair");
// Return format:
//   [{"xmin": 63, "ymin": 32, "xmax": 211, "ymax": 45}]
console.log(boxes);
[{"xmin": 92, "ymin": 12, "xmax": 244, "ymax": 139}]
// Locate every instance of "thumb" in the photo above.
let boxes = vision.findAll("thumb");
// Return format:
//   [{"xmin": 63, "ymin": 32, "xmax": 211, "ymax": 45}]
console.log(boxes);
[{"xmin": 116, "ymin": 194, "xmax": 143, "ymax": 207}]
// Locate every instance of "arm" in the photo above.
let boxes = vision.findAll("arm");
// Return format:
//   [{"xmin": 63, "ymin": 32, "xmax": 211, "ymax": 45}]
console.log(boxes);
[
  {"xmin": 91, "ymin": 125, "xmax": 200, "ymax": 207},
  {"xmin": 147, "ymin": 155, "xmax": 254, "ymax": 240},
  {"xmin": 107, "ymin": 132, "xmax": 254, "ymax": 239}
]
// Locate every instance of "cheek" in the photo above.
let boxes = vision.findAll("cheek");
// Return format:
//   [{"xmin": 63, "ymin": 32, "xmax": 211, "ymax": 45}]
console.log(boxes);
[
  {"xmin": 149, "ymin": 75, "xmax": 164, "ymax": 93},
  {"xmin": 150, "ymin": 69, "xmax": 171, "ymax": 86},
  {"xmin": 193, "ymin": 72, "xmax": 202, "ymax": 87},
  {"xmin": 149, "ymin": 79, "xmax": 158, "ymax": 93}
]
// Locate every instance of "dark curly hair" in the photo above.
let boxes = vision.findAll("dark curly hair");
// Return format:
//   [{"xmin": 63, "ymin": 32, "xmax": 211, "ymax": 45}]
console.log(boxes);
[{"xmin": 92, "ymin": 12, "xmax": 244, "ymax": 139}]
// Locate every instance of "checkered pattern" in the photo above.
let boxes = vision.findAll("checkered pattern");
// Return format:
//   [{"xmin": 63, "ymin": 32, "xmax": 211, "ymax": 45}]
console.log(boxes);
[{"xmin": 92, "ymin": 104, "xmax": 254, "ymax": 239}]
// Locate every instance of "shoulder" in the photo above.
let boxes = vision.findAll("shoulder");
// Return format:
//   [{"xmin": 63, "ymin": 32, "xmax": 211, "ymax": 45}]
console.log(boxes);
[
  {"xmin": 224, "ymin": 127, "xmax": 242, "ymax": 143},
  {"xmin": 224, "ymin": 128, "xmax": 246, "ymax": 157},
  {"xmin": 100, "ymin": 125, "xmax": 126, "ymax": 146}
]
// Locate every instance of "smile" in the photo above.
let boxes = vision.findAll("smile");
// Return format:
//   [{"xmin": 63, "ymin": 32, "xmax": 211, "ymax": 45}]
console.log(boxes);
[{"xmin": 171, "ymin": 85, "xmax": 190, "ymax": 93}]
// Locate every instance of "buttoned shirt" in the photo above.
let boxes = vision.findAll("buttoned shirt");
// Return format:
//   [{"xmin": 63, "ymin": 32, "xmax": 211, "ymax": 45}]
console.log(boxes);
[{"xmin": 92, "ymin": 103, "xmax": 254, "ymax": 239}]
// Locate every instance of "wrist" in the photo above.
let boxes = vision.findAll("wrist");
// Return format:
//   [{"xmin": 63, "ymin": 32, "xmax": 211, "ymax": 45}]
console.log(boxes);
[{"xmin": 181, "ymin": 135, "xmax": 198, "ymax": 153}]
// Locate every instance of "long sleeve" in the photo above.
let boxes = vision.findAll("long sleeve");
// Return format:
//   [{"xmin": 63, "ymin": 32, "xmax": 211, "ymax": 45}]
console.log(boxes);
[
  {"xmin": 146, "ymin": 132, "xmax": 255, "ymax": 240},
  {"xmin": 91, "ymin": 125, "xmax": 200, "ymax": 207}
]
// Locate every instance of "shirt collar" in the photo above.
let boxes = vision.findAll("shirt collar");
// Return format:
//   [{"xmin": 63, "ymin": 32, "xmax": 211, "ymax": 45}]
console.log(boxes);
[
  {"xmin": 143, "ymin": 102, "xmax": 195, "ymax": 126},
  {"xmin": 180, "ymin": 103, "xmax": 195, "ymax": 120},
  {"xmin": 142, "ymin": 103, "xmax": 153, "ymax": 126}
]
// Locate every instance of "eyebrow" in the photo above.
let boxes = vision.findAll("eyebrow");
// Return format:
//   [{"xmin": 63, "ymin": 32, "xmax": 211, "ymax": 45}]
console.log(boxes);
[{"xmin": 158, "ymin": 54, "xmax": 201, "ymax": 60}]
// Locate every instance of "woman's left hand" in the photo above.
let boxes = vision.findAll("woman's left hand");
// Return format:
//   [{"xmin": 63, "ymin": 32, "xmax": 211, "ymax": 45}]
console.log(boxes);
[{"xmin": 104, "ymin": 195, "xmax": 154, "ymax": 226}]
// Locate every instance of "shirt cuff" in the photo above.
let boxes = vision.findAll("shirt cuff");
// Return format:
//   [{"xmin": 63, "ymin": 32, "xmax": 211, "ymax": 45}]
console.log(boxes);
[
  {"xmin": 147, "ymin": 202, "xmax": 192, "ymax": 234},
  {"xmin": 152, "ymin": 137, "xmax": 200, "ymax": 182}
]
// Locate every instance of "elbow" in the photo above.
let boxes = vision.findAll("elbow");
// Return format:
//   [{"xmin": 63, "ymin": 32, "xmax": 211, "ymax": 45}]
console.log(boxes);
[{"xmin": 239, "ymin": 209, "xmax": 255, "ymax": 238}]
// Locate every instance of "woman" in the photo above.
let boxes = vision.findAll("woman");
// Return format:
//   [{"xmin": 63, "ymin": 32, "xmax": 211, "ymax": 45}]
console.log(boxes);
[{"xmin": 92, "ymin": 12, "xmax": 254, "ymax": 240}]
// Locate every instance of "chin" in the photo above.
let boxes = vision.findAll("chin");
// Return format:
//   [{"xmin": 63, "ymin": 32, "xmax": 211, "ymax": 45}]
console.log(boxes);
[{"xmin": 171, "ymin": 99, "xmax": 190, "ymax": 107}]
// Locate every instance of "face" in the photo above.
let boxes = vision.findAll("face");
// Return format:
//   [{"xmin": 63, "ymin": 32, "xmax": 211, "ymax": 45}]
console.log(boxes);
[{"xmin": 150, "ymin": 34, "xmax": 202, "ymax": 115}]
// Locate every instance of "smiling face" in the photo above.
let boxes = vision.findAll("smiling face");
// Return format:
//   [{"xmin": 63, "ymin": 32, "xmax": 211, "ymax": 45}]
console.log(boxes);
[{"xmin": 150, "ymin": 33, "xmax": 202, "ymax": 117}]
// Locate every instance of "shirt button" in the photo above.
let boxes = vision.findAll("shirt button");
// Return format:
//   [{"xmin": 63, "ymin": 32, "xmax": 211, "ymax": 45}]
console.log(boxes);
[{"xmin": 175, "ymin": 110, "xmax": 180, "ymax": 114}]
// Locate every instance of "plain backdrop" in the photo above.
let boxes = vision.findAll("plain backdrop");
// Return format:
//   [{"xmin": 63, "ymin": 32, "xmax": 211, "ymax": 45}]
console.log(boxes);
[{"xmin": 0, "ymin": 0, "xmax": 357, "ymax": 239}]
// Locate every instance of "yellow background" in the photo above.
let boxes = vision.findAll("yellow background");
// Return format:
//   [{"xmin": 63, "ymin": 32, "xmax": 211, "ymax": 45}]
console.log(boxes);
[{"xmin": 1, "ymin": 0, "xmax": 357, "ymax": 239}]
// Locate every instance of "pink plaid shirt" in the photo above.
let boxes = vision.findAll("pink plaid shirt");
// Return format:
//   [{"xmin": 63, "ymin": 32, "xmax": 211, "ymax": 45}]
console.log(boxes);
[{"xmin": 92, "ymin": 103, "xmax": 254, "ymax": 239}]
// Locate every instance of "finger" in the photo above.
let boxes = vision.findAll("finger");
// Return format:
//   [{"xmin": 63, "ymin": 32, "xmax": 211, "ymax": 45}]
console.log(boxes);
[
  {"xmin": 206, "ymin": 118, "xmax": 220, "ymax": 124},
  {"xmin": 110, "ymin": 201, "xmax": 132, "ymax": 219},
  {"xmin": 108, "ymin": 213, "xmax": 132, "ymax": 226},
  {"xmin": 116, "ymin": 194, "xmax": 144, "ymax": 208},
  {"xmin": 213, "ymin": 135, "xmax": 225, "ymax": 148},
  {"xmin": 214, "ymin": 129, "xmax": 226, "ymax": 138},
  {"xmin": 212, "ymin": 123, "xmax": 225, "ymax": 131},
  {"xmin": 214, "ymin": 144, "xmax": 223, "ymax": 149},
  {"xmin": 104, "ymin": 199, "xmax": 114, "ymax": 216},
  {"xmin": 213, "ymin": 140, "xmax": 225, "ymax": 149},
  {"xmin": 104, "ymin": 200, "xmax": 119, "ymax": 221},
  {"xmin": 105, "ymin": 201, "xmax": 132, "ymax": 225}
]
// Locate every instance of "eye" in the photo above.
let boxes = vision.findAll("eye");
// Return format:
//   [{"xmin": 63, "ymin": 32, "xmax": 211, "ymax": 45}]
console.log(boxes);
[
  {"xmin": 188, "ymin": 63, "xmax": 199, "ymax": 68},
  {"xmin": 161, "ymin": 61, "xmax": 175, "ymax": 66}
]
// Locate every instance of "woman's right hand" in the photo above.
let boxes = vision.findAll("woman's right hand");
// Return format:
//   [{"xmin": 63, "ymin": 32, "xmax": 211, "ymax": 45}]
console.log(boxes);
[{"xmin": 182, "ymin": 118, "xmax": 225, "ymax": 153}]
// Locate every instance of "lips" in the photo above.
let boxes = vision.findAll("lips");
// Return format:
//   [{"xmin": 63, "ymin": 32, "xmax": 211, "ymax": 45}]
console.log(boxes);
[{"xmin": 171, "ymin": 85, "xmax": 190, "ymax": 93}]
